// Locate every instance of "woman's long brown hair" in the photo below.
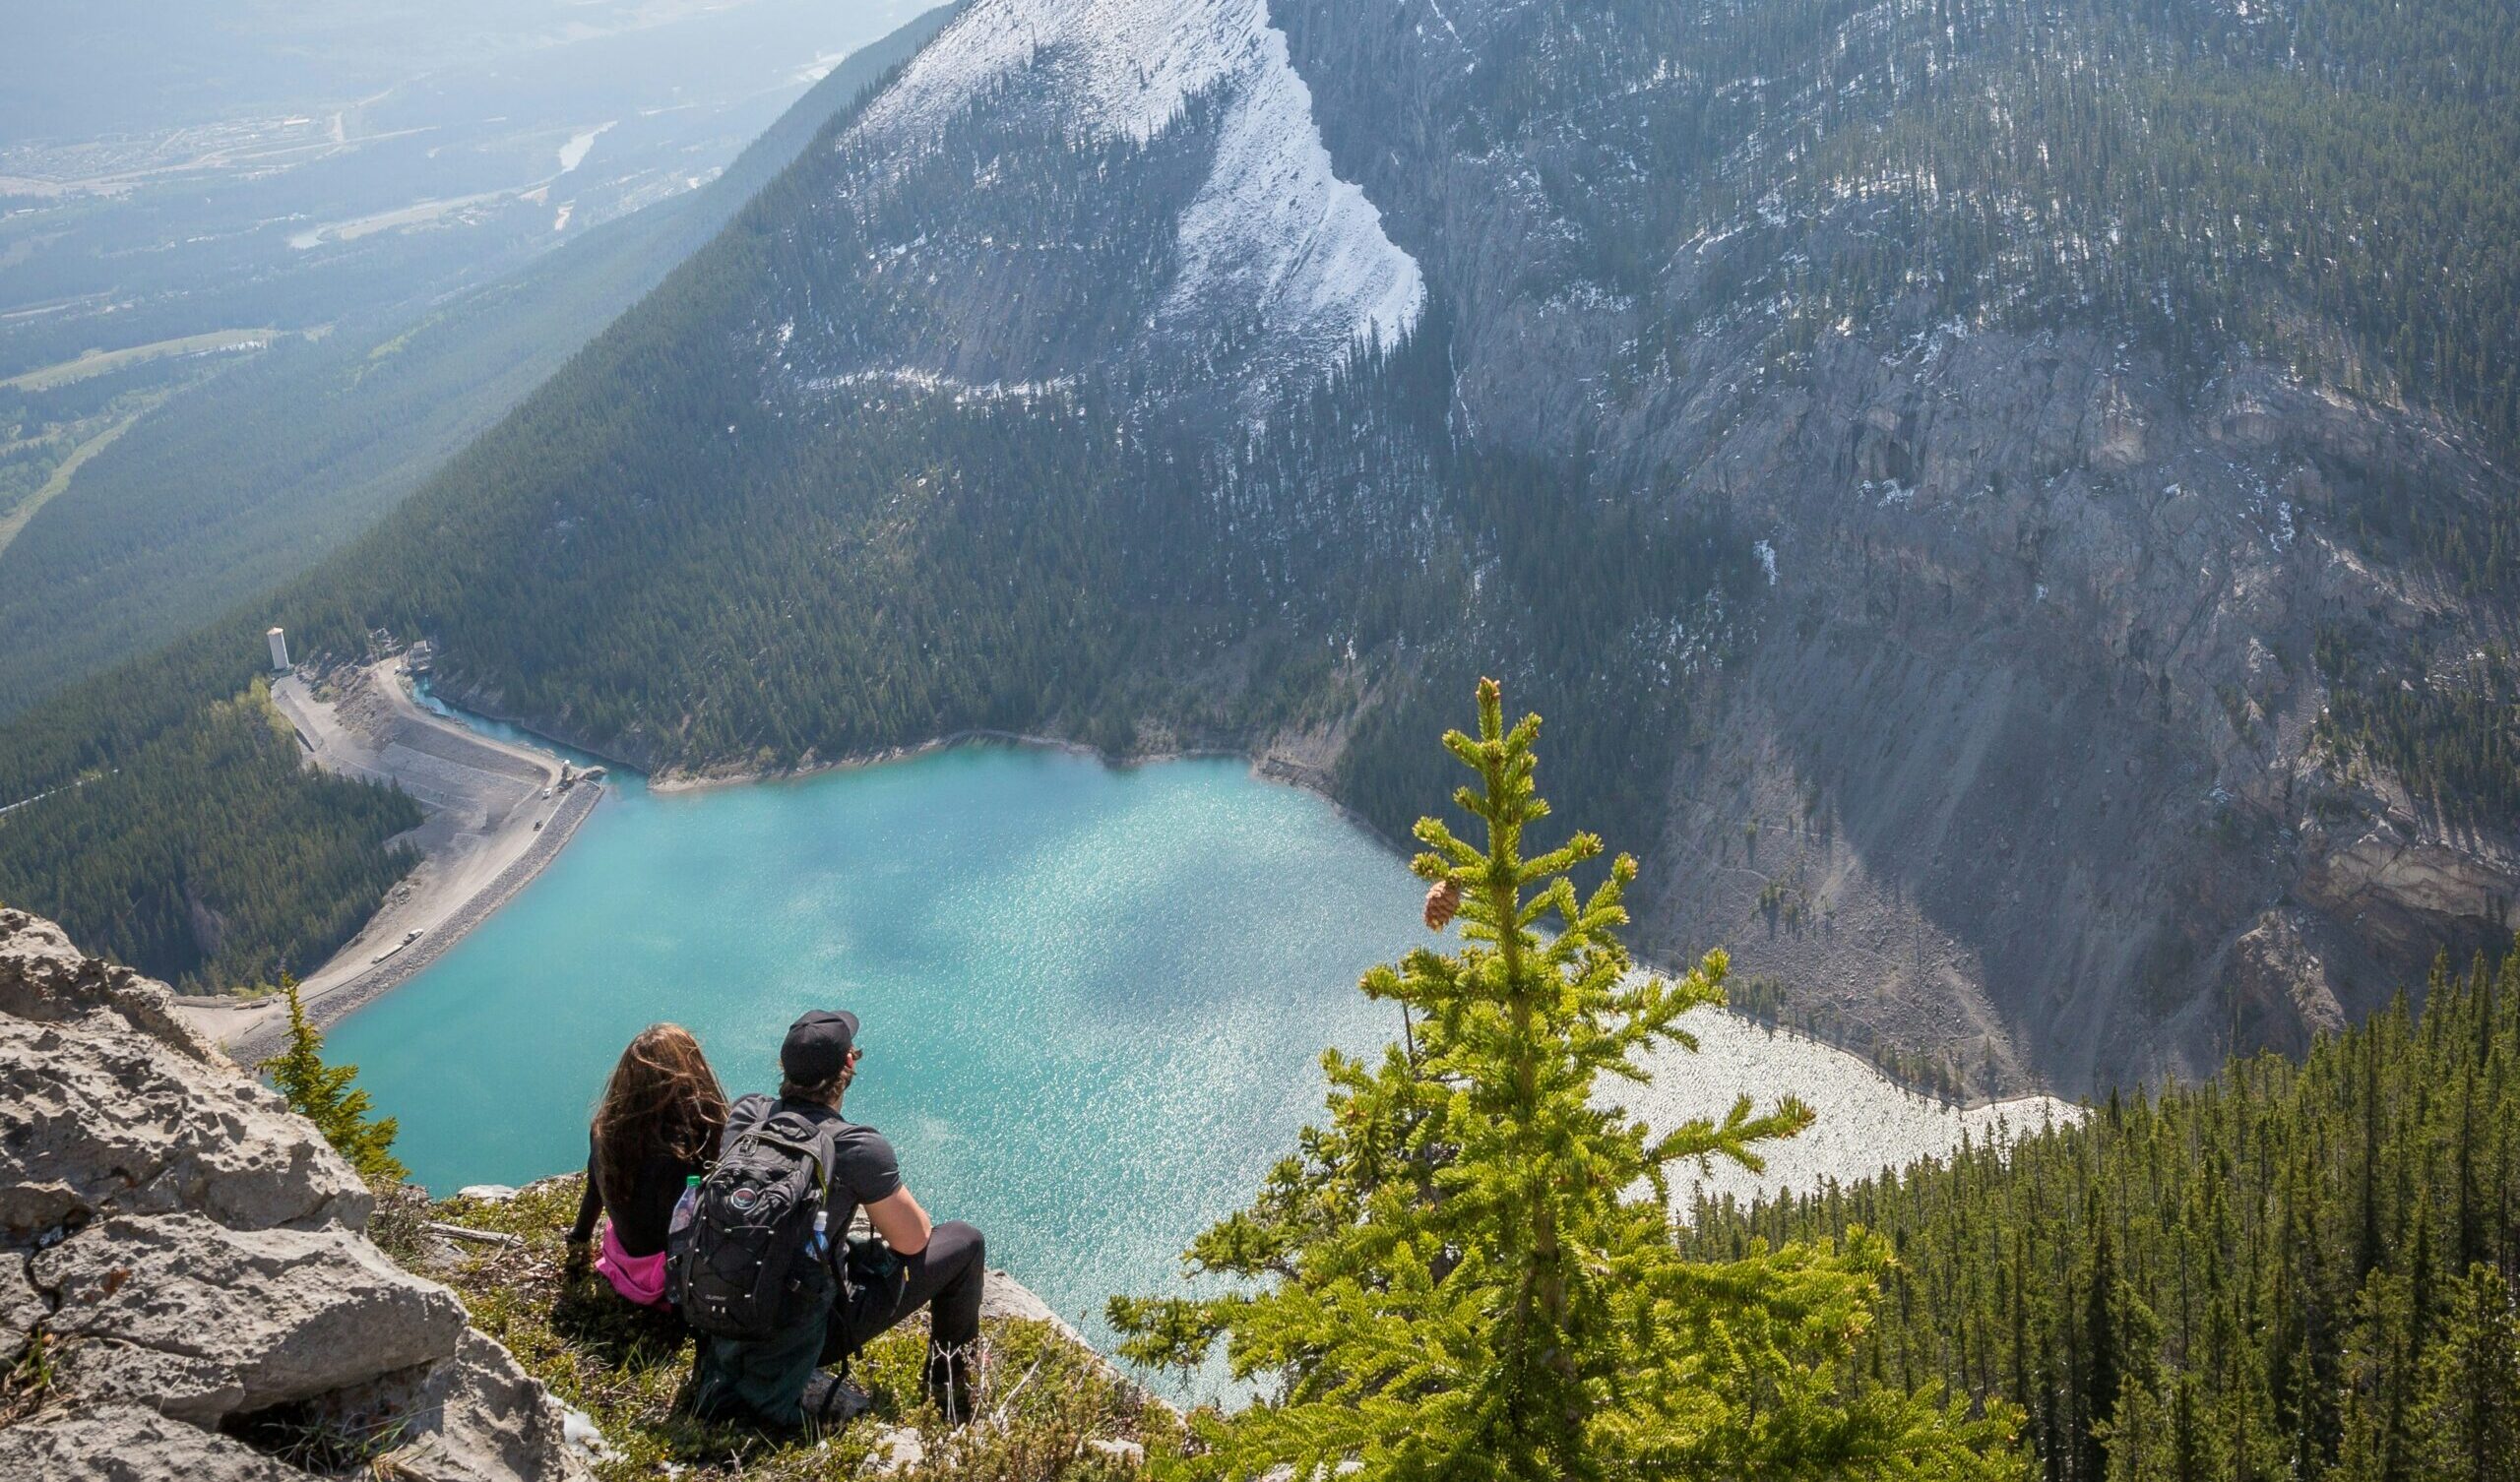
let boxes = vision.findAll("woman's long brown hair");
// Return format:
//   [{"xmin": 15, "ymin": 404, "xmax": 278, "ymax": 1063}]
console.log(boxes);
[{"xmin": 593, "ymin": 1024, "xmax": 728, "ymax": 1212}]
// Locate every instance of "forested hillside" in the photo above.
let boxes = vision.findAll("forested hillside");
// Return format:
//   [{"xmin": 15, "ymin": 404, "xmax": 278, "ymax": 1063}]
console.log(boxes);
[
  {"xmin": 1682, "ymin": 948, "xmax": 2520, "ymax": 1480},
  {"xmin": 254, "ymin": 55, "xmax": 1762, "ymax": 844},
  {"xmin": 0, "ymin": 679, "xmax": 418, "ymax": 991},
  {"xmin": 1393, "ymin": 0, "xmax": 2520, "ymax": 834},
  {"xmin": 1393, "ymin": 0, "xmax": 2518, "ymax": 455}
]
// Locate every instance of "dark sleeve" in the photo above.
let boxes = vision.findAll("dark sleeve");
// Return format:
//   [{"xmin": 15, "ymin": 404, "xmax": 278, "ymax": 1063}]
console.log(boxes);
[
  {"xmin": 833, "ymin": 1127, "xmax": 905, "ymax": 1206},
  {"xmin": 568, "ymin": 1133, "xmax": 600, "ymax": 1244}
]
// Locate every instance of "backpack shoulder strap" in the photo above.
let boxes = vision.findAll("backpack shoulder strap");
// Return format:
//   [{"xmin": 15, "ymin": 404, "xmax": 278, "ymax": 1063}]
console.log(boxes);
[
  {"xmin": 766, "ymin": 1108, "xmax": 847, "ymax": 1197},
  {"xmin": 720, "ymin": 1093, "xmax": 774, "ymax": 1150},
  {"xmin": 806, "ymin": 1118, "xmax": 846, "ymax": 1190}
]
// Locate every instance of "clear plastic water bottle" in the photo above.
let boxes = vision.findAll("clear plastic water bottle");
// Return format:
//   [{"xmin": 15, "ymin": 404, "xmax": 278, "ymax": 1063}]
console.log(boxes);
[
  {"xmin": 667, "ymin": 1175, "xmax": 701, "ymax": 1242},
  {"xmin": 807, "ymin": 1208, "xmax": 830, "ymax": 1262}
]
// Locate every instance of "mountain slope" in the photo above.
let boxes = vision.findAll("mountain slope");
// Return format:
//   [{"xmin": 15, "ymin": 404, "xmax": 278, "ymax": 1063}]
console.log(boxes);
[
  {"xmin": 11, "ymin": 0, "xmax": 2519, "ymax": 1092},
  {"xmin": 0, "ymin": 5, "xmax": 957, "ymax": 721},
  {"xmin": 282, "ymin": 0, "xmax": 2520, "ymax": 1088},
  {"xmin": 1270, "ymin": 0, "xmax": 2520, "ymax": 1091}
]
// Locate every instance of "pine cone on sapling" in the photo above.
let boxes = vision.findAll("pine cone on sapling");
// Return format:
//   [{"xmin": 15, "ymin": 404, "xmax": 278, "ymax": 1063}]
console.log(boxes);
[{"xmin": 1424, "ymin": 880, "xmax": 1463, "ymax": 932}]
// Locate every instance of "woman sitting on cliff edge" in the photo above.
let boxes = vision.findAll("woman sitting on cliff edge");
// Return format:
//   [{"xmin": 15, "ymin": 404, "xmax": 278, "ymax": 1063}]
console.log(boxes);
[{"xmin": 565, "ymin": 1023, "xmax": 728, "ymax": 1311}]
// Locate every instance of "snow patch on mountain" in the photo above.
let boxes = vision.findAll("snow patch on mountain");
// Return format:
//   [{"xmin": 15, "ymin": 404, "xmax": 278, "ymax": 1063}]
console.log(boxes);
[
  {"xmin": 1162, "ymin": 23, "xmax": 1424, "ymax": 363},
  {"xmin": 858, "ymin": 0, "xmax": 1250, "ymax": 146},
  {"xmin": 803, "ymin": 368, "xmax": 1078, "ymax": 404},
  {"xmin": 856, "ymin": 0, "xmax": 1422, "ymax": 370}
]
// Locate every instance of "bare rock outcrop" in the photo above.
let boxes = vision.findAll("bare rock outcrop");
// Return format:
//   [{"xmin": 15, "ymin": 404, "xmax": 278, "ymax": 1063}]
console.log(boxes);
[
  {"xmin": 37, "ymin": 1212, "xmax": 468, "ymax": 1424},
  {"xmin": 0, "ymin": 908, "xmax": 586, "ymax": 1480},
  {"xmin": 0, "ymin": 1012, "xmax": 370, "ymax": 1238},
  {"xmin": 0, "ymin": 908, "xmax": 221, "ymax": 1061},
  {"xmin": 292, "ymin": 1329, "xmax": 589, "ymax": 1482},
  {"xmin": 0, "ymin": 1403, "xmax": 311, "ymax": 1482}
]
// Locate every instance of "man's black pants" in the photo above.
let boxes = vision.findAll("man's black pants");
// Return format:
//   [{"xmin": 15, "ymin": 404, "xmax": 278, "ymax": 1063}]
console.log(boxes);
[{"xmin": 820, "ymin": 1220, "xmax": 986, "ymax": 1376}]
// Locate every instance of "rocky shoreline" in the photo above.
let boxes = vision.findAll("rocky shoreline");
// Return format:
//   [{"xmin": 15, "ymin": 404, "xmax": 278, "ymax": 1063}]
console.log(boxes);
[{"xmin": 645, "ymin": 727, "xmax": 1228, "ymax": 794}]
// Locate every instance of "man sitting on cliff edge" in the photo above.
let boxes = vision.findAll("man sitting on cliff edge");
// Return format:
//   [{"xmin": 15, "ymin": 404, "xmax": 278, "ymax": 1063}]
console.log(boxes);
[{"xmin": 682, "ymin": 1010, "xmax": 988, "ymax": 1432}]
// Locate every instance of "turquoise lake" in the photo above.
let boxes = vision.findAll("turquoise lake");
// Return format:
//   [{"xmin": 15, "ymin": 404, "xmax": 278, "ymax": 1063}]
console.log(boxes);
[{"xmin": 326, "ymin": 742, "xmax": 1425, "ymax": 1361}]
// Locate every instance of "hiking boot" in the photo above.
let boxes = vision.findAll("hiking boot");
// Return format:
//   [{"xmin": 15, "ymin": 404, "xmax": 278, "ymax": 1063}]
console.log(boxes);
[{"xmin": 802, "ymin": 1369, "xmax": 873, "ymax": 1434}]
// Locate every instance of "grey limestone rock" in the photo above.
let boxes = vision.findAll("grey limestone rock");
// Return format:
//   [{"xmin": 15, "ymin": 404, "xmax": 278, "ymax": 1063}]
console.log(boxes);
[
  {"xmin": 1, "ymin": 1252, "xmax": 43, "ymax": 1359},
  {"xmin": 0, "ymin": 910, "xmax": 584, "ymax": 1479},
  {"xmin": 34, "ymin": 1210, "xmax": 468, "ymax": 1425},
  {"xmin": 0, "ymin": 908, "xmax": 220, "ymax": 1061},
  {"xmin": 0, "ymin": 1402, "xmax": 314, "ymax": 1481},
  {"xmin": 0, "ymin": 906, "xmax": 370, "ymax": 1242},
  {"xmin": 0, "ymin": 1014, "xmax": 372, "ymax": 1240},
  {"xmin": 315, "ymin": 1329, "xmax": 595, "ymax": 1482},
  {"xmin": 978, "ymin": 1267, "xmax": 1063, "ymax": 1328}
]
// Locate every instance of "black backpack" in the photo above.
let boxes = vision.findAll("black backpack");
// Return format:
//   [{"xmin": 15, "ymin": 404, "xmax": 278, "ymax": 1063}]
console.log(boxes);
[{"xmin": 670, "ymin": 1104, "xmax": 838, "ymax": 1341}]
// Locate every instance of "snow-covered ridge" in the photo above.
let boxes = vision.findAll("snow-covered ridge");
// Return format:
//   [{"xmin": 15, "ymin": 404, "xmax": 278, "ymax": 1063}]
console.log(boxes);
[
  {"xmin": 853, "ymin": 0, "xmax": 1424, "ymax": 370},
  {"xmin": 858, "ymin": 0, "xmax": 1260, "ymax": 147}
]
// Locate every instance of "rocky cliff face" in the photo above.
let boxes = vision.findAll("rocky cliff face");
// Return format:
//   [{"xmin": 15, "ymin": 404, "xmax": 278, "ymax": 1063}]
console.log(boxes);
[
  {"xmin": 1266, "ymin": 0, "xmax": 2520, "ymax": 1092},
  {"xmin": 1620, "ymin": 331, "xmax": 2517, "ymax": 1092},
  {"xmin": 0, "ymin": 908, "xmax": 589, "ymax": 1481}
]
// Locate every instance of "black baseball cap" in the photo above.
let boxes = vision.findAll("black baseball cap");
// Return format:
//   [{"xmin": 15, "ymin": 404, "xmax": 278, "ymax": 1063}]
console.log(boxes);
[{"xmin": 781, "ymin": 1009, "xmax": 859, "ymax": 1083}]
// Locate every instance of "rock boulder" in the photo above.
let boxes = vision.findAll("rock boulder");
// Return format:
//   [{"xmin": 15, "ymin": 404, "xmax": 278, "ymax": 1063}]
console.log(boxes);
[
  {"xmin": 360, "ymin": 1330, "xmax": 595, "ymax": 1482},
  {"xmin": 0, "ymin": 911, "xmax": 586, "ymax": 1480},
  {"xmin": 0, "ymin": 1014, "xmax": 371, "ymax": 1240},
  {"xmin": 0, "ymin": 908, "xmax": 220, "ymax": 1060},
  {"xmin": 36, "ymin": 1211, "xmax": 468, "ymax": 1425},
  {"xmin": 0, "ymin": 1403, "xmax": 312, "ymax": 1482}
]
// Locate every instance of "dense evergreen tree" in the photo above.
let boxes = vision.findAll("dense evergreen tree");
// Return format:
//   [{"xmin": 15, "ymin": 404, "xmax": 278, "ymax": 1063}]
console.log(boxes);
[
  {"xmin": 1112, "ymin": 681, "xmax": 2020, "ymax": 1480},
  {"xmin": 261, "ymin": 976, "xmax": 406, "ymax": 1184}
]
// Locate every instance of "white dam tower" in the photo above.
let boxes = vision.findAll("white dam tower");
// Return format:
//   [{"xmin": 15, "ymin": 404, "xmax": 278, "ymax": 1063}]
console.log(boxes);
[{"xmin": 267, "ymin": 627, "xmax": 290, "ymax": 673}]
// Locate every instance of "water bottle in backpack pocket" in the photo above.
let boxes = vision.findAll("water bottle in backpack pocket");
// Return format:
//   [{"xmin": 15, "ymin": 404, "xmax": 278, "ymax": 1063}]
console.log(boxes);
[{"xmin": 667, "ymin": 1174, "xmax": 700, "ymax": 1241}]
